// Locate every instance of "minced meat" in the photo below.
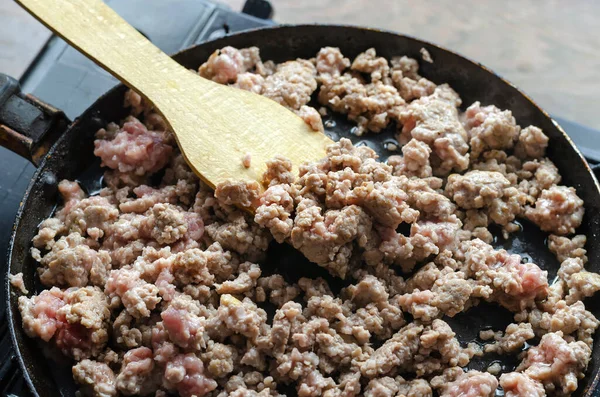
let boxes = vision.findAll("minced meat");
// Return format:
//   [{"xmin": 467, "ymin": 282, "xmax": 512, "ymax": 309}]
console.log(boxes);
[{"xmin": 17, "ymin": 45, "xmax": 597, "ymax": 397}]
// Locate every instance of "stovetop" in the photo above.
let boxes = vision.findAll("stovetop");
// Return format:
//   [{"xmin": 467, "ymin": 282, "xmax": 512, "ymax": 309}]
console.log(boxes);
[
  {"xmin": 2, "ymin": 1, "xmax": 600, "ymax": 395},
  {"xmin": 0, "ymin": 1, "xmax": 273, "ymax": 395}
]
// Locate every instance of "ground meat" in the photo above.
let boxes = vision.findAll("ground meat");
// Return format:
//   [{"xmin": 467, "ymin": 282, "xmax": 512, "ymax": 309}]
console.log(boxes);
[
  {"xmin": 483, "ymin": 323, "xmax": 535, "ymax": 354},
  {"xmin": 105, "ymin": 268, "xmax": 161, "ymax": 318},
  {"xmin": 115, "ymin": 347, "xmax": 157, "ymax": 395},
  {"xmin": 315, "ymin": 47, "xmax": 350, "ymax": 79},
  {"xmin": 296, "ymin": 105, "xmax": 324, "ymax": 132},
  {"xmin": 399, "ymin": 267, "xmax": 473, "ymax": 322},
  {"xmin": 514, "ymin": 126, "xmax": 549, "ymax": 159},
  {"xmin": 198, "ymin": 46, "xmax": 262, "ymax": 84},
  {"xmin": 445, "ymin": 170, "xmax": 510, "ymax": 209},
  {"xmin": 233, "ymin": 72, "xmax": 264, "ymax": 94},
  {"xmin": 398, "ymin": 87, "xmax": 469, "ymax": 175},
  {"xmin": 525, "ymin": 185, "xmax": 584, "ymax": 235},
  {"xmin": 464, "ymin": 101, "xmax": 520, "ymax": 158},
  {"xmin": 10, "ymin": 272, "xmax": 28, "ymax": 294},
  {"xmin": 388, "ymin": 138, "xmax": 433, "ymax": 178},
  {"xmin": 94, "ymin": 117, "xmax": 173, "ymax": 176},
  {"xmin": 73, "ymin": 359, "xmax": 117, "ymax": 397},
  {"xmin": 548, "ymin": 234, "xmax": 587, "ymax": 264},
  {"xmin": 500, "ymin": 372, "xmax": 545, "ymax": 397},
  {"xmin": 351, "ymin": 48, "xmax": 390, "ymax": 83},
  {"xmin": 318, "ymin": 54, "xmax": 405, "ymax": 135},
  {"xmin": 214, "ymin": 179, "xmax": 261, "ymax": 208},
  {"xmin": 262, "ymin": 60, "xmax": 317, "ymax": 111},
  {"xmin": 19, "ymin": 286, "xmax": 110, "ymax": 360},
  {"xmin": 517, "ymin": 332, "xmax": 591, "ymax": 395},
  {"xmin": 462, "ymin": 239, "xmax": 548, "ymax": 311},
  {"xmin": 35, "ymin": 232, "xmax": 112, "ymax": 288},
  {"xmin": 20, "ymin": 45, "xmax": 595, "ymax": 397},
  {"xmin": 439, "ymin": 370, "xmax": 498, "ymax": 397}
]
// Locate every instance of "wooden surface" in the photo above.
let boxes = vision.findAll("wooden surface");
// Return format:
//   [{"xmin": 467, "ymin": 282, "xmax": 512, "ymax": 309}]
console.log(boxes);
[
  {"xmin": 15, "ymin": 0, "xmax": 331, "ymax": 190},
  {"xmin": 1, "ymin": 0, "xmax": 599, "ymax": 129}
]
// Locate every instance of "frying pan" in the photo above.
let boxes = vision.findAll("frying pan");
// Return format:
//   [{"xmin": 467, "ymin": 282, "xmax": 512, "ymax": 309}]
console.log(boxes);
[{"xmin": 2, "ymin": 25, "xmax": 600, "ymax": 397}]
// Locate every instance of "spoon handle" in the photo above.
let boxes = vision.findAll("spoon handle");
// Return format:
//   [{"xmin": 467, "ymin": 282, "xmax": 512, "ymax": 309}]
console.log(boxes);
[{"xmin": 16, "ymin": 0, "xmax": 204, "ymax": 106}]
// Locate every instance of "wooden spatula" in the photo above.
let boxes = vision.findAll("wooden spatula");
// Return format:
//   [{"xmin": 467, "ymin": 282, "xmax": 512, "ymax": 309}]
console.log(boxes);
[{"xmin": 16, "ymin": 0, "xmax": 333, "ymax": 190}]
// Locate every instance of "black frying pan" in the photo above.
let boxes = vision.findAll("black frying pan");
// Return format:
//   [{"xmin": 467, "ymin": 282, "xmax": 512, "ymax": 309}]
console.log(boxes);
[{"xmin": 2, "ymin": 25, "xmax": 600, "ymax": 397}]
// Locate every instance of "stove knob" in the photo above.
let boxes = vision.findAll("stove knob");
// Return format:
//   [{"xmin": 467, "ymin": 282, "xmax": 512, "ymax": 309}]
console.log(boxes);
[{"xmin": 242, "ymin": 0, "xmax": 273, "ymax": 20}]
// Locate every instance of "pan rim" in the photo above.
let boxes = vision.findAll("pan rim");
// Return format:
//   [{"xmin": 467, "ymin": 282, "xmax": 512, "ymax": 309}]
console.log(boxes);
[{"xmin": 7, "ymin": 23, "xmax": 600, "ymax": 396}]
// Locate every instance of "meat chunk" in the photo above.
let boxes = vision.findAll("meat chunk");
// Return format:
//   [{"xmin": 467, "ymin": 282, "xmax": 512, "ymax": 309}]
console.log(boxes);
[
  {"xmin": 105, "ymin": 268, "xmax": 161, "ymax": 318},
  {"xmin": 514, "ymin": 126, "xmax": 549, "ymax": 159},
  {"xmin": 439, "ymin": 370, "xmax": 498, "ymax": 397},
  {"xmin": 19, "ymin": 286, "xmax": 110, "ymax": 360},
  {"xmin": 262, "ymin": 60, "xmax": 317, "ymax": 111},
  {"xmin": 525, "ymin": 185, "xmax": 584, "ymax": 235},
  {"xmin": 198, "ymin": 46, "xmax": 262, "ymax": 84},
  {"xmin": 215, "ymin": 179, "xmax": 261, "ymax": 208},
  {"xmin": 464, "ymin": 102, "xmax": 520, "ymax": 158},
  {"xmin": 315, "ymin": 47, "xmax": 350, "ymax": 79},
  {"xmin": 398, "ymin": 88, "xmax": 469, "ymax": 175},
  {"xmin": 517, "ymin": 332, "xmax": 591, "ymax": 395},
  {"xmin": 500, "ymin": 372, "xmax": 545, "ymax": 397},
  {"xmin": 548, "ymin": 234, "xmax": 587, "ymax": 264},
  {"xmin": 319, "ymin": 68, "xmax": 405, "ymax": 135},
  {"xmin": 463, "ymin": 239, "xmax": 548, "ymax": 311},
  {"xmin": 115, "ymin": 347, "xmax": 157, "ymax": 395},
  {"xmin": 73, "ymin": 359, "xmax": 117, "ymax": 397},
  {"xmin": 9, "ymin": 272, "xmax": 28, "ymax": 294},
  {"xmin": 388, "ymin": 138, "xmax": 433, "ymax": 178},
  {"xmin": 445, "ymin": 170, "xmax": 510, "ymax": 209},
  {"xmin": 351, "ymin": 48, "xmax": 390, "ymax": 82},
  {"xmin": 94, "ymin": 117, "xmax": 173, "ymax": 175}
]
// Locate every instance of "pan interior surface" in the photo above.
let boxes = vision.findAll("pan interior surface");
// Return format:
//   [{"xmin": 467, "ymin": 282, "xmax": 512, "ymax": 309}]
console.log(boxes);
[{"xmin": 7, "ymin": 25, "xmax": 600, "ymax": 397}]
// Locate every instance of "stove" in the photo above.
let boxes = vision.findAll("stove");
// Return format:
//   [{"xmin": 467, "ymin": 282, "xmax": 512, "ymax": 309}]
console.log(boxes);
[{"xmin": 0, "ymin": 1, "xmax": 273, "ymax": 395}]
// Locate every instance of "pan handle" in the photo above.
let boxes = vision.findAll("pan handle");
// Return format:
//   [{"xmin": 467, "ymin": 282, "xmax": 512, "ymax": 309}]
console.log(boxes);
[{"xmin": 0, "ymin": 74, "xmax": 70, "ymax": 166}]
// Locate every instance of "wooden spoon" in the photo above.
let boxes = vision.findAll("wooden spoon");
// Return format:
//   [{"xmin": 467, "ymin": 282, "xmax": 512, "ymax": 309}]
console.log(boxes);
[{"xmin": 16, "ymin": 0, "xmax": 333, "ymax": 191}]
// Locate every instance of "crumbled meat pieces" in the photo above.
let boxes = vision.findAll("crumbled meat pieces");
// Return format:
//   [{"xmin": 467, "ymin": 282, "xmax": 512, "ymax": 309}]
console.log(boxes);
[
  {"xmin": 73, "ymin": 359, "xmax": 117, "ymax": 397},
  {"xmin": 517, "ymin": 332, "xmax": 591, "ymax": 395},
  {"xmin": 318, "ymin": 49, "xmax": 406, "ymax": 135},
  {"xmin": 482, "ymin": 323, "xmax": 535, "ymax": 354},
  {"xmin": 515, "ymin": 126, "xmax": 549, "ymax": 159},
  {"xmin": 19, "ymin": 286, "xmax": 110, "ymax": 360},
  {"xmin": 214, "ymin": 179, "xmax": 261, "ymax": 208},
  {"xmin": 262, "ymin": 59, "xmax": 317, "ymax": 111},
  {"xmin": 398, "ymin": 86, "xmax": 469, "ymax": 175},
  {"xmin": 198, "ymin": 46, "xmax": 262, "ymax": 84},
  {"xmin": 10, "ymin": 272, "xmax": 28, "ymax": 294},
  {"xmin": 548, "ymin": 234, "xmax": 587, "ymax": 264},
  {"xmin": 438, "ymin": 370, "xmax": 498, "ymax": 397},
  {"xmin": 19, "ymin": 44, "xmax": 597, "ymax": 397},
  {"xmin": 315, "ymin": 47, "xmax": 350, "ymax": 79},
  {"xmin": 464, "ymin": 101, "xmax": 520, "ymax": 158},
  {"xmin": 500, "ymin": 372, "xmax": 545, "ymax": 397},
  {"xmin": 525, "ymin": 185, "xmax": 584, "ymax": 235},
  {"xmin": 445, "ymin": 170, "xmax": 510, "ymax": 209},
  {"xmin": 94, "ymin": 117, "xmax": 173, "ymax": 176}
]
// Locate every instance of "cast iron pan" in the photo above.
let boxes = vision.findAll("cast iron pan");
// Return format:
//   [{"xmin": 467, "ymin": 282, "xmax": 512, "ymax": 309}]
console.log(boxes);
[{"xmin": 2, "ymin": 25, "xmax": 600, "ymax": 397}]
